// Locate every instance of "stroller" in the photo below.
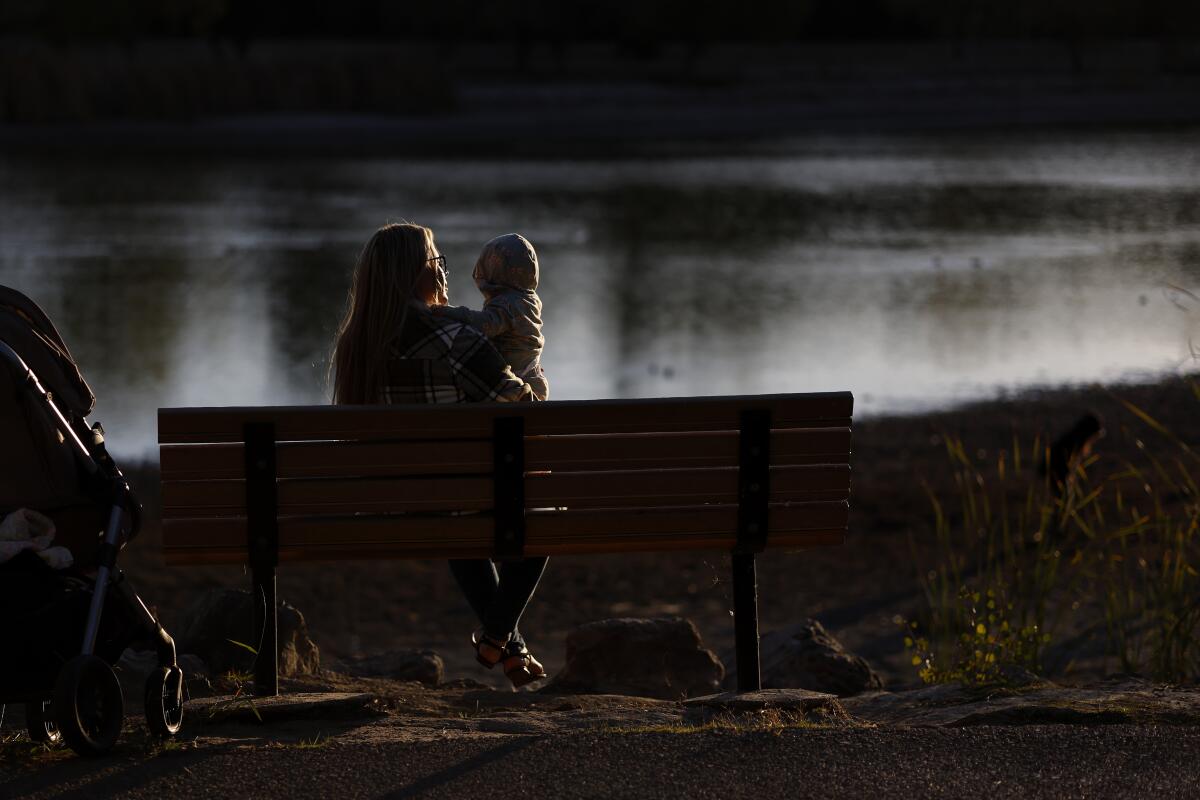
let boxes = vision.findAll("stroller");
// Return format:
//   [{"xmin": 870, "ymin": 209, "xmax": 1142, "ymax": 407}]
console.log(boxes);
[{"xmin": 0, "ymin": 285, "xmax": 184, "ymax": 756}]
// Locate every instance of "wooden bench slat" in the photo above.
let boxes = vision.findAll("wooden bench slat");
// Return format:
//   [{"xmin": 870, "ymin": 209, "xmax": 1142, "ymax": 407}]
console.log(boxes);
[
  {"xmin": 528, "ymin": 428, "xmax": 852, "ymax": 472},
  {"xmin": 158, "ymin": 392, "xmax": 853, "ymax": 443},
  {"xmin": 162, "ymin": 500, "xmax": 848, "ymax": 562},
  {"xmin": 528, "ymin": 465, "xmax": 848, "ymax": 508},
  {"xmin": 161, "ymin": 476, "xmax": 494, "ymax": 516},
  {"xmin": 164, "ymin": 529, "xmax": 846, "ymax": 564},
  {"xmin": 160, "ymin": 439, "xmax": 490, "ymax": 480},
  {"xmin": 160, "ymin": 464, "xmax": 850, "ymax": 517},
  {"xmin": 160, "ymin": 428, "xmax": 853, "ymax": 480}
]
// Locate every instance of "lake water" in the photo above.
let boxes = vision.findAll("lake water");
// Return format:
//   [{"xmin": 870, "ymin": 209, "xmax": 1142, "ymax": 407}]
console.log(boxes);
[{"xmin": 2, "ymin": 129, "xmax": 1199, "ymax": 460}]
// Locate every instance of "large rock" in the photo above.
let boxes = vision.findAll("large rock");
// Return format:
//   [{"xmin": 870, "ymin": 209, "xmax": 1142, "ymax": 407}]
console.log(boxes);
[
  {"xmin": 340, "ymin": 649, "xmax": 444, "ymax": 685},
  {"xmin": 177, "ymin": 589, "xmax": 321, "ymax": 678},
  {"xmin": 544, "ymin": 617, "xmax": 724, "ymax": 700},
  {"xmin": 724, "ymin": 619, "xmax": 882, "ymax": 697}
]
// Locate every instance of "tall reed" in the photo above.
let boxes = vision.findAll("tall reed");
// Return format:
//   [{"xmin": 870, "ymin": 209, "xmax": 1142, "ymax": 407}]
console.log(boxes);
[{"xmin": 908, "ymin": 390, "xmax": 1200, "ymax": 685}]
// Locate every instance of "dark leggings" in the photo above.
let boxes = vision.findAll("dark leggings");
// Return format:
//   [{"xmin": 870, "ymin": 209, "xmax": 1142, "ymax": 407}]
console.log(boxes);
[{"xmin": 448, "ymin": 557, "xmax": 548, "ymax": 650}]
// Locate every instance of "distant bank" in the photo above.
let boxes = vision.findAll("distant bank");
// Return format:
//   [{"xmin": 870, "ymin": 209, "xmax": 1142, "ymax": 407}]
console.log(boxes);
[{"xmin": 3, "ymin": 39, "xmax": 1200, "ymax": 155}]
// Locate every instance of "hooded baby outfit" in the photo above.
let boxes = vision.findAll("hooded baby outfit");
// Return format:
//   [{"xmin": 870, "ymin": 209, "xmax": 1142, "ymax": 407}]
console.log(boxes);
[{"xmin": 437, "ymin": 233, "xmax": 549, "ymax": 400}]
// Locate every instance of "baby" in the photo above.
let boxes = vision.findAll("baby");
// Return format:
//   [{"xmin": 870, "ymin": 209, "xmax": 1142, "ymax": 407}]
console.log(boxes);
[{"xmin": 435, "ymin": 233, "xmax": 549, "ymax": 400}]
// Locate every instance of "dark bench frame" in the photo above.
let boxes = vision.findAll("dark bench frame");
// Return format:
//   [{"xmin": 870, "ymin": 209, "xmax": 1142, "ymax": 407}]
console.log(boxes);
[{"xmin": 158, "ymin": 393, "xmax": 853, "ymax": 696}]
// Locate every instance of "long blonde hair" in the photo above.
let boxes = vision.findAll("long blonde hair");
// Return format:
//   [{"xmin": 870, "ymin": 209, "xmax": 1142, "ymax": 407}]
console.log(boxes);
[{"xmin": 332, "ymin": 223, "xmax": 435, "ymax": 404}]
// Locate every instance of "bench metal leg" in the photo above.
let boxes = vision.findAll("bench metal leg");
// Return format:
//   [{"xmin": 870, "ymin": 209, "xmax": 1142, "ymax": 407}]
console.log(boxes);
[
  {"xmin": 244, "ymin": 421, "xmax": 280, "ymax": 697},
  {"xmin": 252, "ymin": 566, "xmax": 279, "ymax": 696},
  {"xmin": 732, "ymin": 552, "xmax": 762, "ymax": 693}
]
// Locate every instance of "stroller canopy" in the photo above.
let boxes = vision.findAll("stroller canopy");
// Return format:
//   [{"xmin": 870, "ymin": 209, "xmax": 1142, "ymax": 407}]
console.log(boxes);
[
  {"xmin": 0, "ymin": 286, "xmax": 94, "ymax": 416},
  {"xmin": 0, "ymin": 285, "xmax": 98, "ymax": 513}
]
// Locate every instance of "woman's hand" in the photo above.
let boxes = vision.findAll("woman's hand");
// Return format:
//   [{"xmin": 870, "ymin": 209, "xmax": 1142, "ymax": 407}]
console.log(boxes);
[{"xmin": 433, "ymin": 262, "xmax": 449, "ymax": 306}]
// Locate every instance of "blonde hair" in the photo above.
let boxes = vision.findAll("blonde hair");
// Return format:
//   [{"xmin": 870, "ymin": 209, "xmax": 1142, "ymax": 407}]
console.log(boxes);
[{"xmin": 332, "ymin": 223, "xmax": 435, "ymax": 405}]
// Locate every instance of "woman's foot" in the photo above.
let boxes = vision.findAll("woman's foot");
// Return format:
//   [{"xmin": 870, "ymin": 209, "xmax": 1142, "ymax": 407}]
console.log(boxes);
[
  {"xmin": 502, "ymin": 641, "xmax": 547, "ymax": 689},
  {"xmin": 471, "ymin": 629, "xmax": 510, "ymax": 669}
]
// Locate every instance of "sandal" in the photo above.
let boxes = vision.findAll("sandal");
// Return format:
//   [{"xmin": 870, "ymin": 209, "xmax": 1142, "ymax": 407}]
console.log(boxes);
[
  {"xmin": 502, "ymin": 642, "xmax": 547, "ymax": 689},
  {"xmin": 471, "ymin": 629, "xmax": 510, "ymax": 670}
]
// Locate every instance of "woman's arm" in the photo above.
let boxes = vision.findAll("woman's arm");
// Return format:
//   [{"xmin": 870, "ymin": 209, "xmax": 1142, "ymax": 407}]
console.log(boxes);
[
  {"xmin": 447, "ymin": 325, "xmax": 532, "ymax": 402},
  {"xmin": 434, "ymin": 303, "xmax": 511, "ymax": 338}
]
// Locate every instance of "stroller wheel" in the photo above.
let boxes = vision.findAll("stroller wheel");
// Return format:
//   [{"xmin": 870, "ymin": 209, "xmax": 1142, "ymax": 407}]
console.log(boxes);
[
  {"xmin": 144, "ymin": 666, "xmax": 184, "ymax": 738},
  {"xmin": 53, "ymin": 655, "xmax": 125, "ymax": 757},
  {"xmin": 24, "ymin": 699, "xmax": 62, "ymax": 745}
]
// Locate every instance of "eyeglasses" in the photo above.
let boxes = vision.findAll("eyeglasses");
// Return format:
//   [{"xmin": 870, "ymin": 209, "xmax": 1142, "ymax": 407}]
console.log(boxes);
[{"xmin": 427, "ymin": 254, "xmax": 447, "ymax": 276}]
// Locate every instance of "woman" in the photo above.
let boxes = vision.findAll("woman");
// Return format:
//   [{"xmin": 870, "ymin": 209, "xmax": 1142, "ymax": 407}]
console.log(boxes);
[{"xmin": 332, "ymin": 222, "xmax": 548, "ymax": 687}]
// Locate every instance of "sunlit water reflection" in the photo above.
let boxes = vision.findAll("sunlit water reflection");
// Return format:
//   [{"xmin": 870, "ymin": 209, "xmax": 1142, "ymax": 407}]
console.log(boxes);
[{"xmin": 2, "ymin": 130, "xmax": 1199, "ymax": 460}]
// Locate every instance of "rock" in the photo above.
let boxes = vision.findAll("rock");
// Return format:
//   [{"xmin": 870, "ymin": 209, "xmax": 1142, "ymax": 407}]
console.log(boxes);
[
  {"xmin": 723, "ymin": 619, "xmax": 882, "ymax": 697},
  {"xmin": 176, "ymin": 589, "xmax": 321, "ymax": 678},
  {"xmin": 340, "ymin": 649, "xmax": 443, "ymax": 685},
  {"xmin": 187, "ymin": 692, "xmax": 377, "ymax": 724},
  {"xmin": 838, "ymin": 679, "xmax": 1200, "ymax": 727},
  {"xmin": 994, "ymin": 663, "xmax": 1042, "ymax": 688},
  {"xmin": 544, "ymin": 617, "xmax": 724, "ymax": 700}
]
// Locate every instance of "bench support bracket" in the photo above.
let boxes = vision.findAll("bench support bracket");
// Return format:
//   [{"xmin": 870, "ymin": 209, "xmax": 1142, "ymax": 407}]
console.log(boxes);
[
  {"xmin": 244, "ymin": 422, "xmax": 280, "ymax": 697},
  {"xmin": 733, "ymin": 409, "xmax": 771, "ymax": 692},
  {"xmin": 493, "ymin": 417, "xmax": 526, "ymax": 561}
]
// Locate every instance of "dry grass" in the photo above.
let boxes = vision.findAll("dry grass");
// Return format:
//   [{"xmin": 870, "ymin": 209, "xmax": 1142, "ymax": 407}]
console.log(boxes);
[
  {"xmin": 908, "ymin": 380, "xmax": 1200, "ymax": 685},
  {"xmin": 610, "ymin": 708, "xmax": 847, "ymax": 735}
]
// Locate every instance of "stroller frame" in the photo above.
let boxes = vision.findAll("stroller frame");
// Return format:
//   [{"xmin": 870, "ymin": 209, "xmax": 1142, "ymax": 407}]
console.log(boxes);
[{"xmin": 0, "ymin": 336, "xmax": 184, "ymax": 755}]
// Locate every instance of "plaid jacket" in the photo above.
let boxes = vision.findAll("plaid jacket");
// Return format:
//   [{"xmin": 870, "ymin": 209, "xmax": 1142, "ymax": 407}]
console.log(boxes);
[{"xmin": 379, "ymin": 303, "xmax": 532, "ymax": 404}]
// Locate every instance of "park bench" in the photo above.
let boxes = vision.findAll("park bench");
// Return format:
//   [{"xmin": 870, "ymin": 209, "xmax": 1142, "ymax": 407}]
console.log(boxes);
[{"xmin": 157, "ymin": 392, "xmax": 853, "ymax": 696}]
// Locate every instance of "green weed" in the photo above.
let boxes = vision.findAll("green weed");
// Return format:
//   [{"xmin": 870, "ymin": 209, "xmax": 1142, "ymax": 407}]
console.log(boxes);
[
  {"xmin": 905, "ymin": 432, "xmax": 1070, "ymax": 684},
  {"xmin": 292, "ymin": 733, "xmax": 329, "ymax": 749}
]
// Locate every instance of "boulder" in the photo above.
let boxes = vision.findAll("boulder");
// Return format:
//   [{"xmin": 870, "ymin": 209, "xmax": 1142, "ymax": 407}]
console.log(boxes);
[
  {"xmin": 340, "ymin": 649, "xmax": 444, "ymax": 685},
  {"xmin": 723, "ymin": 619, "xmax": 882, "ymax": 697},
  {"xmin": 176, "ymin": 589, "xmax": 321, "ymax": 678},
  {"xmin": 544, "ymin": 617, "xmax": 724, "ymax": 700}
]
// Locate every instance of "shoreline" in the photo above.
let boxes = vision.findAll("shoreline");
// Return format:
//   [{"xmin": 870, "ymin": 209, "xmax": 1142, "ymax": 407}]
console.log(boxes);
[{"xmin": 5, "ymin": 98, "xmax": 1199, "ymax": 159}]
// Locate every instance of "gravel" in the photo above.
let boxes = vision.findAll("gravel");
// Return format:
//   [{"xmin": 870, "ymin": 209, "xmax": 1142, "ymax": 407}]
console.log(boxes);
[{"xmin": 5, "ymin": 725, "xmax": 1200, "ymax": 799}]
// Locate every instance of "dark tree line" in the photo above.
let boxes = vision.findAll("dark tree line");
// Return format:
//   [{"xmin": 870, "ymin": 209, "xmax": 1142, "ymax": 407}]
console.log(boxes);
[{"xmin": 2, "ymin": 0, "xmax": 1199, "ymax": 45}]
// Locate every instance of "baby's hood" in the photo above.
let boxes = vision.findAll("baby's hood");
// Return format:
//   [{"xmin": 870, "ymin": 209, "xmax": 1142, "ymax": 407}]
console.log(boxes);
[{"xmin": 473, "ymin": 233, "xmax": 539, "ymax": 295}]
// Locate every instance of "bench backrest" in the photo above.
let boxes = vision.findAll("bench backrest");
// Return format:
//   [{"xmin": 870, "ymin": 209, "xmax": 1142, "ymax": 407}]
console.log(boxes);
[{"xmin": 158, "ymin": 392, "xmax": 853, "ymax": 565}]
